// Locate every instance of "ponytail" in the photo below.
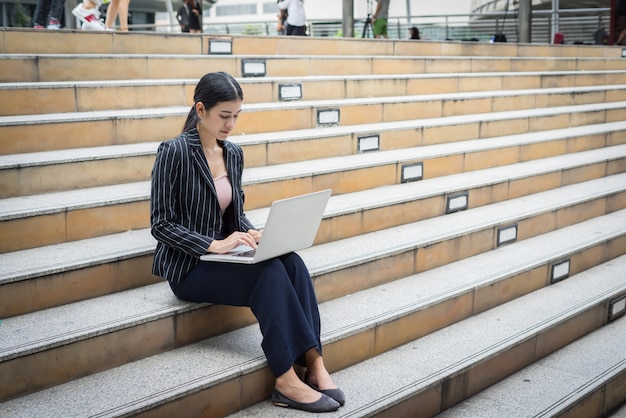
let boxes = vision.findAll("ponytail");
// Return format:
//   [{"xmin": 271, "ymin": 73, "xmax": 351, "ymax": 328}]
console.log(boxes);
[{"xmin": 182, "ymin": 105, "xmax": 198, "ymax": 133}]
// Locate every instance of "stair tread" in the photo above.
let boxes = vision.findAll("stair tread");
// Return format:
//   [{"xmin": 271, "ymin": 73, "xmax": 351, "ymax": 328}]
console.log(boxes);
[
  {"xmin": 2, "ymin": 69, "xmax": 625, "ymax": 90},
  {"xmin": 2, "ymin": 134, "xmax": 624, "ymax": 221},
  {"xmin": 3, "ymin": 241, "xmax": 625, "ymax": 417},
  {"xmin": 437, "ymin": 318, "xmax": 626, "ymax": 418},
  {"xmin": 7, "ymin": 52, "xmax": 622, "ymax": 59},
  {"xmin": 2, "ymin": 177, "xmax": 625, "ymax": 356},
  {"xmin": 229, "ymin": 256, "xmax": 626, "ymax": 417}
]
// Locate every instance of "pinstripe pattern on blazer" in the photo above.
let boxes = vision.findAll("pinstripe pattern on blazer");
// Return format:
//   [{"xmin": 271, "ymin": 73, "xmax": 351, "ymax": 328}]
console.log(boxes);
[{"xmin": 150, "ymin": 128, "xmax": 255, "ymax": 283}]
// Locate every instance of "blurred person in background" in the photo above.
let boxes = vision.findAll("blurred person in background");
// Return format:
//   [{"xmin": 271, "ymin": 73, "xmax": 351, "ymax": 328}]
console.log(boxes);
[
  {"xmin": 372, "ymin": 0, "xmax": 390, "ymax": 39},
  {"xmin": 277, "ymin": 0, "xmax": 307, "ymax": 36},
  {"xmin": 32, "ymin": 0, "xmax": 65, "ymax": 29},
  {"xmin": 105, "ymin": 0, "xmax": 131, "ymax": 30}
]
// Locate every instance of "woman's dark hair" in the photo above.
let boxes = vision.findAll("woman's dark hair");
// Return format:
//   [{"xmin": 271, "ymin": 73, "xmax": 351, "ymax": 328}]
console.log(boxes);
[{"xmin": 182, "ymin": 72, "xmax": 244, "ymax": 133}]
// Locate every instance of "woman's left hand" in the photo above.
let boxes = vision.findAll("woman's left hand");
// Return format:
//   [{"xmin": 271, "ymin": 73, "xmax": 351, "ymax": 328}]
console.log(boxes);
[{"xmin": 247, "ymin": 229, "xmax": 262, "ymax": 243}]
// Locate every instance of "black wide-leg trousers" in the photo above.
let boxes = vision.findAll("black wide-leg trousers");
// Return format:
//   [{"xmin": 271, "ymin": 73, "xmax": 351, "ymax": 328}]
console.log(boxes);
[{"xmin": 169, "ymin": 252, "xmax": 322, "ymax": 377}]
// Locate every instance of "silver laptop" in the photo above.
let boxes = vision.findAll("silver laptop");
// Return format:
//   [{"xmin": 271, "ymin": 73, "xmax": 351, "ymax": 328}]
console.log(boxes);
[{"xmin": 200, "ymin": 189, "xmax": 331, "ymax": 264}]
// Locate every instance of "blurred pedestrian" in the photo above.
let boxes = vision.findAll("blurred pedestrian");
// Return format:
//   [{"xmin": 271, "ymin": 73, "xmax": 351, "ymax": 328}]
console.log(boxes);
[
  {"xmin": 72, "ymin": 0, "xmax": 106, "ymax": 30},
  {"xmin": 177, "ymin": 0, "xmax": 201, "ymax": 33},
  {"xmin": 276, "ymin": 2, "xmax": 288, "ymax": 35},
  {"xmin": 277, "ymin": 0, "xmax": 306, "ymax": 36},
  {"xmin": 32, "ymin": 0, "xmax": 65, "ymax": 29},
  {"xmin": 409, "ymin": 26, "xmax": 420, "ymax": 40},
  {"xmin": 105, "ymin": 0, "xmax": 131, "ymax": 31},
  {"xmin": 372, "ymin": 0, "xmax": 390, "ymax": 39},
  {"xmin": 617, "ymin": 0, "xmax": 626, "ymax": 45}
]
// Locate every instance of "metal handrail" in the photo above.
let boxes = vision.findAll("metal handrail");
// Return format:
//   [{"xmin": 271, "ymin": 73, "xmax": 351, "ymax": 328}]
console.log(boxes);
[{"xmin": 150, "ymin": 8, "xmax": 611, "ymax": 45}]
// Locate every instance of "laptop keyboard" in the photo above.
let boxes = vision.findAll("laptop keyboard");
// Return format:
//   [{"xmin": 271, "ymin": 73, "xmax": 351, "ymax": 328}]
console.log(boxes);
[{"xmin": 233, "ymin": 249, "xmax": 256, "ymax": 258}]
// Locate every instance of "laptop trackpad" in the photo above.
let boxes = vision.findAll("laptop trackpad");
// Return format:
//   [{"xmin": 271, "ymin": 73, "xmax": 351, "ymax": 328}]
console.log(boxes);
[{"xmin": 228, "ymin": 244, "xmax": 256, "ymax": 257}]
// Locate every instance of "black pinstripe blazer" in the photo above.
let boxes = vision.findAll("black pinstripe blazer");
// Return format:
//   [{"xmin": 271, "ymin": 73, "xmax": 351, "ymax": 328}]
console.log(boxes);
[{"xmin": 150, "ymin": 128, "xmax": 255, "ymax": 283}]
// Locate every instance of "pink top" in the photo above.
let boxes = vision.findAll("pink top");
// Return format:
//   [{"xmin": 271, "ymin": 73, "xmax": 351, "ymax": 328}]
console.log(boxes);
[{"xmin": 213, "ymin": 173, "xmax": 232, "ymax": 215}]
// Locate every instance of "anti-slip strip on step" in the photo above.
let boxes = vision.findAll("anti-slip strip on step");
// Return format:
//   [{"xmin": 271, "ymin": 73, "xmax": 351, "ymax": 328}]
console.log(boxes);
[
  {"xmin": 3, "ymin": 244, "xmax": 625, "ymax": 418},
  {"xmin": 437, "ymin": 319, "xmax": 626, "ymax": 418},
  {"xmin": 228, "ymin": 256, "xmax": 626, "ymax": 418},
  {"xmin": 2, "ymin": 86, "xmax": 625, "ymax": 126},
  {"xmin": 5, "ymin": 54, "xmax": 623, "ymax": 85},
  {"xmin": 8, "ymin": 53, "xmax": 621, "ymax": 62},
  {"xmin": 0, "ymin": 78, "xmax": 199, "ymax": 90},
  {"xmin": 0, "ymin": 142, "xmax": 159, "ymax": 169},
  {"xmin": 1, "ymin": 177, "xmax": 625, "ymax": 360},
  {"xmin": 3, "ymin": 69, "xmax": 625, "ymax": 90},
  {"xmin": 0, "ymin": 229, "xmax": 155, "ymax": 283}
]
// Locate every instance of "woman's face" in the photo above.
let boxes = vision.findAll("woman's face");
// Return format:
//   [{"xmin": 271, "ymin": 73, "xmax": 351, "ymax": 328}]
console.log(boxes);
[{"xmin": 197, "ymin": 99, "xmax": 242, "ymax": 141}]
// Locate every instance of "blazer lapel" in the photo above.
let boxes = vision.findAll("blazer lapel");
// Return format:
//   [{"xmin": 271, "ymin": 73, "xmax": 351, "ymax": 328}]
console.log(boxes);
[{"xmin": 188, "ymin": 133, "xmax": 217, "ymax": 196}]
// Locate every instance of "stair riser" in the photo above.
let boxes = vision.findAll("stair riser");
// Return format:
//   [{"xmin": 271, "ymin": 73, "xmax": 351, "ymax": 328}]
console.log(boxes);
[
  {"xmin": 554, "ymin": 372, "xmax": 626, "ymax": 418},
  {"xmin": 4, "ymin": 154, "xmax": 624, "ymax": 253},
  {"xmin": 4, "ymin": 29, "xmax": 620, "ymax": 59},
  {"xmin": 0, "ymin": 116, "xmax": 181, "ymax": 155},
  {"xmin": 5, "ymin": 73, "xmax": 626, "ymax": 116},
  {"xmin": 2, "ymin": 31, "xmax": 207, "ymax": 55},
  {"xmin": 0, "ymin": 254, "xmax": 158, "ymax": 318},
  {"xmin": 4, "ymin": 56, "xmax": 625, "ymax": 83},
  {"xmin": 0, "ymin": 200, "xmax": 149, "ymax": 253},
  {"xmin": 0, "ymin": 84, "xmax": 193, "ymax": 116},
  {"xmin": 0, "ymin": 155, "xmax": 155, "ymax": 198}
]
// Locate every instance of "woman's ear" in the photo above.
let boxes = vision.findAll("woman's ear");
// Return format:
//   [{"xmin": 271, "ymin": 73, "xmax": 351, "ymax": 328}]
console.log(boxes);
[{"xmin": 195, "ymin": 102, "xmax": 205, "ymax": 118}]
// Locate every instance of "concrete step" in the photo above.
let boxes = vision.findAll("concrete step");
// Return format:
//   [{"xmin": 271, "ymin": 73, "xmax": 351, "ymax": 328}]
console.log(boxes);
[
  {"xmin": 2, "ymin": 140, "xmax": 625, "ymax": 255},
  {"xmin": 3, "ymin": 28, "xmax": 621, "ymax": 59},
  {"xmin": 1, "ymin": 215, "xmax": 624, "ymax": 416},
  {"xmin": 437, "ymin": 317, "xmax": 626, "ymax": 418},
  {"xmin": 3, "ymin": 52, "xmax": 626, "ymax": 83},
  {"xmin": 3, "ymin": 145, "xmax": 625, "ymax": 311},
  {"xmin": 1, "ymin": 104, "xmax": 625, "ymax": 199},
  {"xmin": 228, "ymin": 255, "xmax": 626, "ymax": 418},
  {"xmin": 2, "ymin": 85, "xmax": 625, "ymax": 156},
  {"xmin": 3, "ymin": 71, "xmax": 626, "ymax": 116},
  {"xmin": 1, "ymin": 177, "xmax": 625, "ymax": 401}
]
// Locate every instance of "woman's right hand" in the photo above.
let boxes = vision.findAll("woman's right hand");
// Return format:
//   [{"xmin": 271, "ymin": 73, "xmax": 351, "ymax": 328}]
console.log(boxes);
[{"xmin": 207, "ymin": 231, "xmax": 258, "ymax": 254}]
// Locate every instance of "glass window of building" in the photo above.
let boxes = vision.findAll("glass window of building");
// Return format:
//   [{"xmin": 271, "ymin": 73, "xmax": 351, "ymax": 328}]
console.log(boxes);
[{"xmin": 215, "ymin": 4, "xmax": 257, "ymax": 17}]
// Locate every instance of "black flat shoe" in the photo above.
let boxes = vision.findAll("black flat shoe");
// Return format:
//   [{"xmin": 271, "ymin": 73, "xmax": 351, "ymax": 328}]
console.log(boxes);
[
  {"xmin": 272, "ymin": 388, "xmax": 340, "ymax": 413},
  {"xmin": 304, "ymin": 375, "xmax": 346, "ymax": 407}
]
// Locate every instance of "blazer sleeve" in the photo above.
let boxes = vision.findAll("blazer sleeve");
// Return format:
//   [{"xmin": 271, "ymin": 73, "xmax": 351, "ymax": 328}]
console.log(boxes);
[{"xmin": 150, "ymin": 139, "xmax": 214, "ymax": 257}]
